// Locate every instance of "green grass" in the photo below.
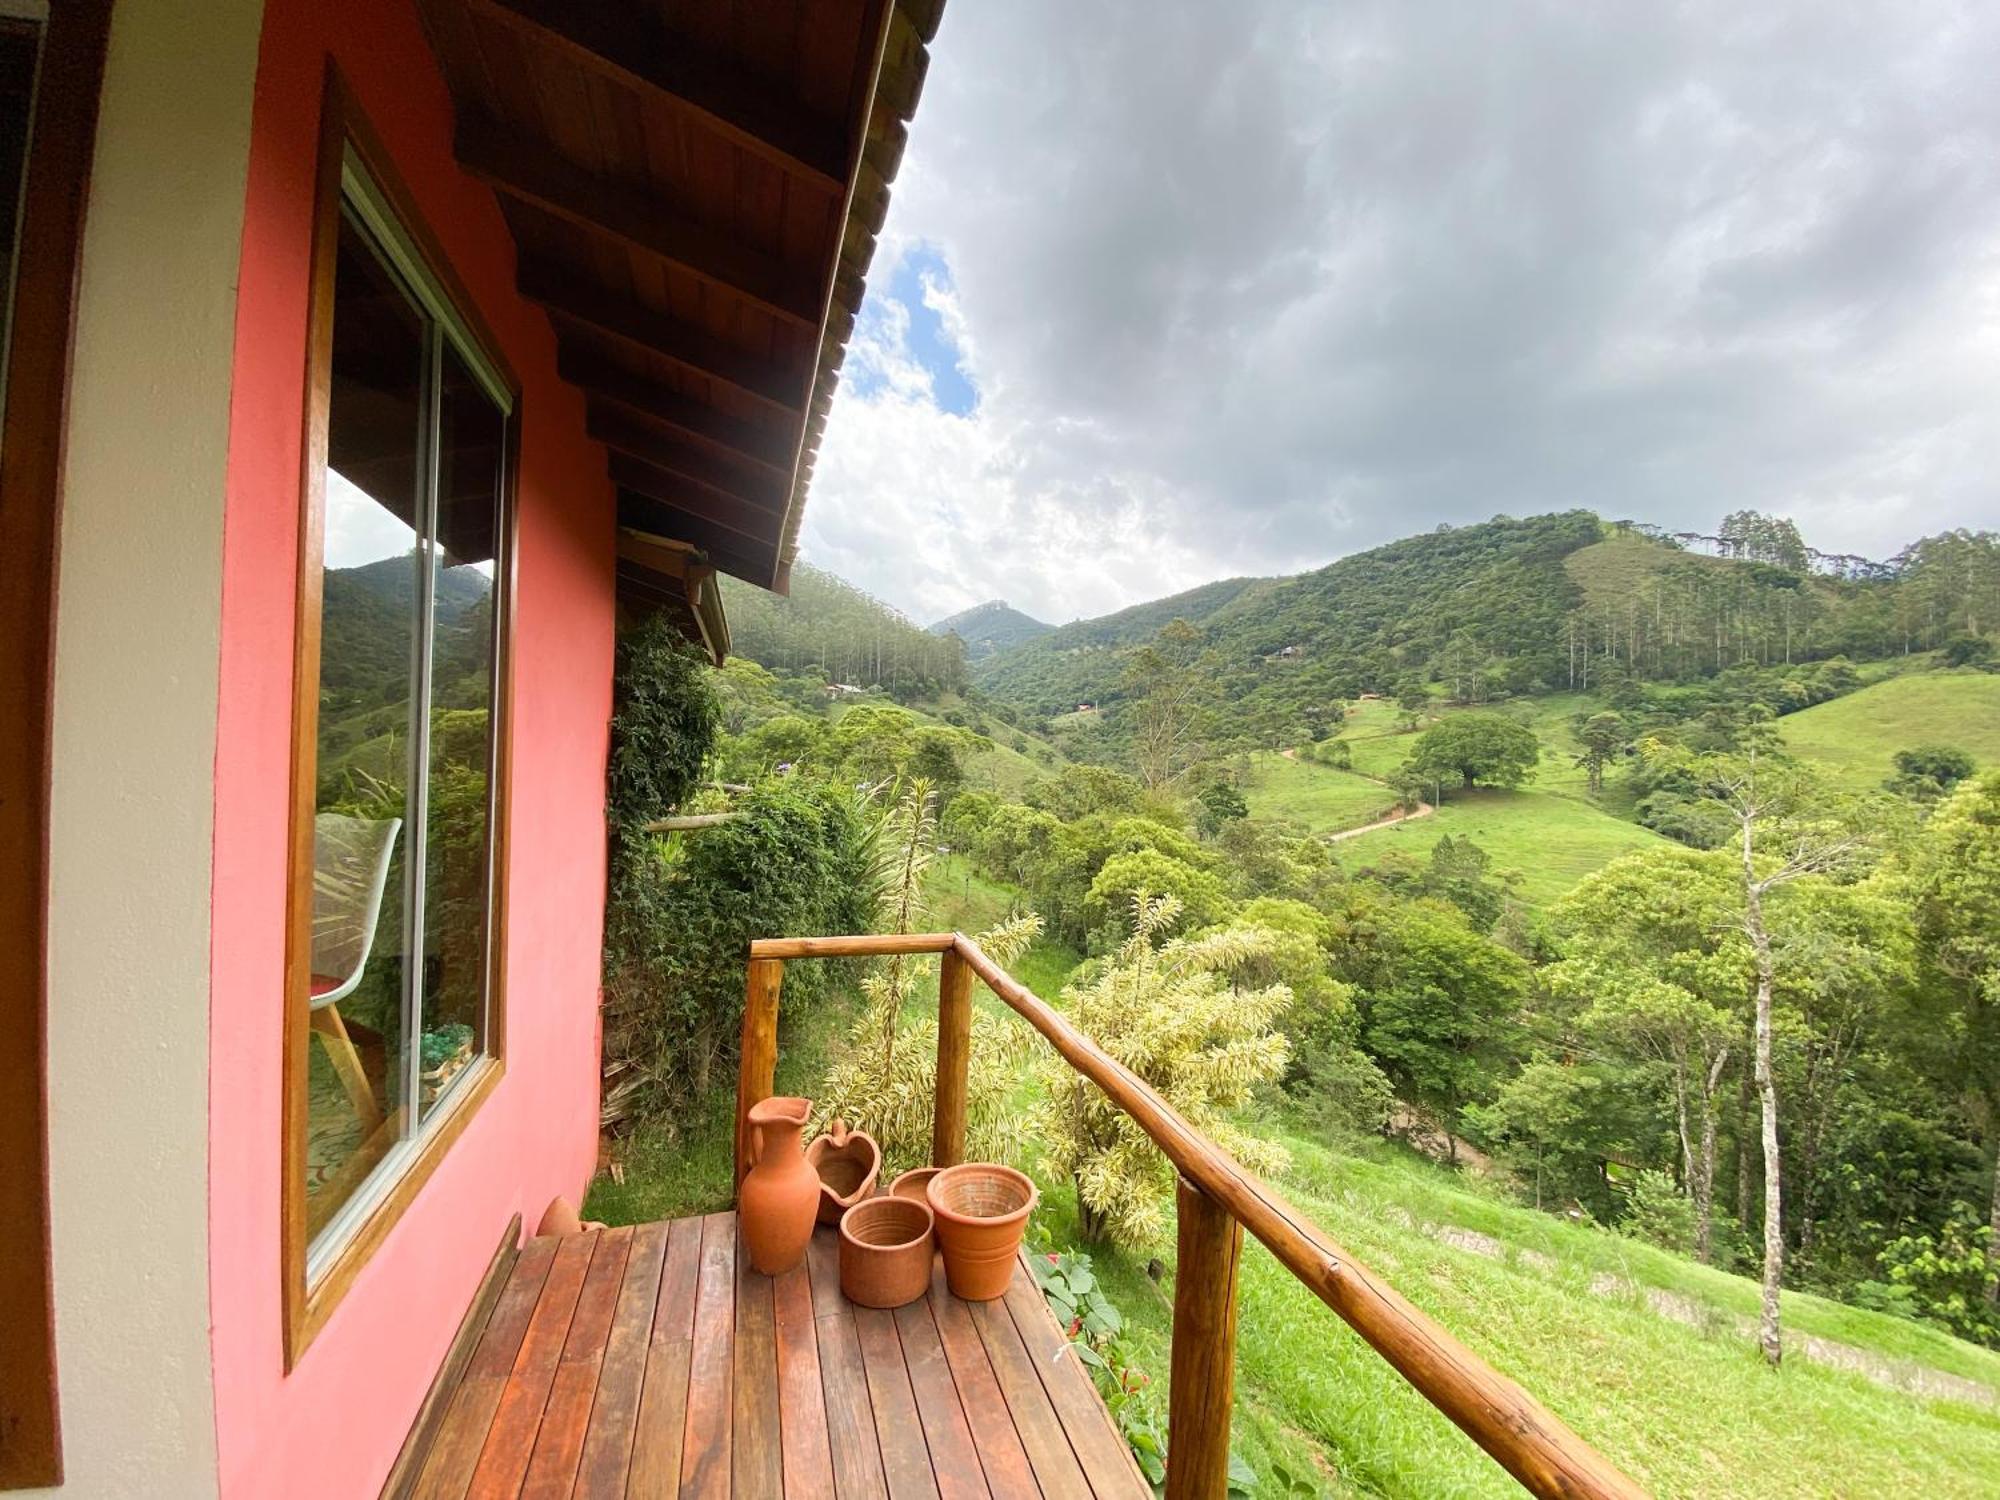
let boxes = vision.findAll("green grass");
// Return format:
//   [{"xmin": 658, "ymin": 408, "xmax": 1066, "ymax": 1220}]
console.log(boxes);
[
  {"xmin": 1777, "ymin": 671, "xmax": 2000, "ymax": 794},
  {"xmin": 592, "ymin": 865, "xmax": 2000, "ymax": 1499},
  {"xmin": 1241, "ymin": 751, "xmax": 1398, "ymax": 833},
  {"xmin": 1331, "ymin": 787, "xmax": 1666, "ymax": 907}
]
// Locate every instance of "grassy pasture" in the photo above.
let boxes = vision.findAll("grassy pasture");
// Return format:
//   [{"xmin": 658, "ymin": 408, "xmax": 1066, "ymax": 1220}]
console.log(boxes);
[
  {"xmin": 1777, "ymin": 671, "xmax": 2000, "ymax": 793},
  {"xmin": 1332, "ymin": 787, "xmax": 1666, "ymax": 906},
  {"xmin": 1240, "ymin": 750, "xmax": 1398, "ymax": 833}
]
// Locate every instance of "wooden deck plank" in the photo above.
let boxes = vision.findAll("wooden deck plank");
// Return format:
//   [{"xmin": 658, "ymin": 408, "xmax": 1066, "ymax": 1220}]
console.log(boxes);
[
  {"xmin": 966, "ymin": 1295, "xmax": 1094, "ymax": 1500},
  {"xmin": 679, "ymin": 1211, "xmax": 739, "ymax": 1499},
  {"xmin": 925, "ymin": 1260, "xmax": 1042, "ymax": 1500},
  {"xmin": 805, "ymin": 1222, "xmax": 846, "ymax": 1322},
  {"xmin": 854, "ymin": 1306, "xmax": 941, "ymax": 1500},
  {"xmin": 521, "ymin": 1224, "xmax": 633, "ymax": 1499},
  {"xmin": 733, "ymin": 1234, "xmax": 784, "ymax": 1497},
  {"xmin": 409, "ymin": 1233, "xmax": 560, "ymax": 1500},
  {"xmin": 1002, "ymin": 1266, "xmax": 1148, "ymax": 1499},
  {"xmin": 892, "ymin": 1294, "xmax": 989, "ymax": 1500},
  {"xmin": 657, "ymin": 1205, "xmax": 704, "ymax": 1342},
  {"xmin": 464, "ymin": 1232, "xmax": 599, "ymax": 1500},
  {"xmin": 401, "ymin": 1210, "xmax": 1143, "ymax": 1500},
  {"xmin": 573, "ymin": 1221, "xmax": 670, "ymax": 1497},
  {"xmin": 775, "ymin": 1260, "xmax": 836, "ymax": 1498},
  {"xmin": 813, "ymin": 1295, "xmax": 889, "ymax": 1500}
]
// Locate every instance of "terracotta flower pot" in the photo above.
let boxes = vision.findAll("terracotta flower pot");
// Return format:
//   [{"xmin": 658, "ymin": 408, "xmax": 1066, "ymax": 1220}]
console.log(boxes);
[
  {"xmin": 887, "ymin": 1166, "xmax": 943, "ymax": 1204},
  {"xmin": 739, "ymin": 1095, "xmax": 819, "ymax": 1276},
  {"xmin": 806, "ymin": 1119, "xmax": 881, "ymax": 1224},
  {"xmin": 838, "ymin": 1196, "xmax": 935, "ymax": 1309},
  {"xmin": 926, "ymin": 1163, "xmax": 1038, "ymax": 1301}
]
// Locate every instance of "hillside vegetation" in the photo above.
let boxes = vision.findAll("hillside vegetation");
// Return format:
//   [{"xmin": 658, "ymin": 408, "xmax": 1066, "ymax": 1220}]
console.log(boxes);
[
  {"xmin": 595, "ymin": 514, "xmax": 2000, "ymax": 1498},
  {"xmin": 928, "ymin": 598, "xmax": 1052, "ymax": 659},
  {"xmin": 1778, "ymin": 671, "xmax": 2000, "ymax": 793}
]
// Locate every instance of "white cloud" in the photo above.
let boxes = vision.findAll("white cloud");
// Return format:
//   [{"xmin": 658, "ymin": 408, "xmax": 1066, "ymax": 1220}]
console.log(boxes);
[{"xmin": 802, "ymin": 0, "xmax": 2000, "ymax": 625}]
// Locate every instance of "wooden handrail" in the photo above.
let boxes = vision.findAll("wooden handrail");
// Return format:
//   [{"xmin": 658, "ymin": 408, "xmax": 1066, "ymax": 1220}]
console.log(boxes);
[{"xmin": 741, "ymin": 931, "xmax": 1646, "ymax": 1500}]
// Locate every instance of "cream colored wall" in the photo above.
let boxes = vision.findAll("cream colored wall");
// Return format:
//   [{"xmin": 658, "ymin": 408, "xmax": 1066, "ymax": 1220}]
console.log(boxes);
[{"xmin": 34, "ymin": 1, "xmax": 264, "ymax": 1494}]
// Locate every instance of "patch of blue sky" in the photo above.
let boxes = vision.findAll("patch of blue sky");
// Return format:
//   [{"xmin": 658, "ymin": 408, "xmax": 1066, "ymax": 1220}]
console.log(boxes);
[{"xmin": 845, "ymin": 243, "xmax": 978, "ymax": 416}]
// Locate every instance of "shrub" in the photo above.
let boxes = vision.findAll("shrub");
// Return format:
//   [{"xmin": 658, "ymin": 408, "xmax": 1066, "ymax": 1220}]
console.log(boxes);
[
  {"xmin": 1620, "ymin": 1169, "xmax": 1697, "ymax": 1255},
  {"xmin": 604, "ymin": 780, "xmax": 875, "ymax": 1125},
  {"xmin": 1040, "ymin": 894, "xmax": 1290, "ymax": 1245}
]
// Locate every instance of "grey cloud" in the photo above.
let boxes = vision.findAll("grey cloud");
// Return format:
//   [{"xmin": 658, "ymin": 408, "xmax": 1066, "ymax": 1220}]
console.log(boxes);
[{"xmin": 818, "ymin": 0, "xmax": 2000, "ymax": 620}]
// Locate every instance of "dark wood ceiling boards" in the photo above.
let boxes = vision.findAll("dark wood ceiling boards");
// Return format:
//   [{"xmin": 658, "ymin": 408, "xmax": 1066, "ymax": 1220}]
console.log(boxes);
[{"xmin": 415, "ymin": 0, "xmax": 947, "ymax": 620}]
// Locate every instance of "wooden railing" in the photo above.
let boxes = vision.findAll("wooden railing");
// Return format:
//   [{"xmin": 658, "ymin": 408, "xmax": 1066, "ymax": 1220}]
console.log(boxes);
[{"xmin": 738, "ymin": 933, "xmax": 1646, "ymax": 1500}]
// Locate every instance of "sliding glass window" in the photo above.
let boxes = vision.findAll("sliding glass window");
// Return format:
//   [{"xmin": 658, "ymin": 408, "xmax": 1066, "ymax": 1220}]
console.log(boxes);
[{"xmin": 295, "ymin": 147, "xmax": 512, "ymax": 1274}]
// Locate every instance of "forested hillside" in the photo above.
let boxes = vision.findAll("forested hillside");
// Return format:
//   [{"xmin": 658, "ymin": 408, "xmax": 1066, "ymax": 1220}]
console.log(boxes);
[
  {"xmin": 719, "ymin": 561, "xmax": 966, "ymax": 696},
  {"xmin": 927, "ymin": 599, "xmax": 1051, "ymax": 659},
  {"xmin": 973, "ymin": 512, "xmax": 2000, "ymax": 755}
]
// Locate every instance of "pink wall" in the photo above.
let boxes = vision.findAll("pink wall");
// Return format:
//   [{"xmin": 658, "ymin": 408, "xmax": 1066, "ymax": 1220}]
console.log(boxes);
[{"xmin": 208, "ymin": 1, "xmax": 615, "ymax": 1494}]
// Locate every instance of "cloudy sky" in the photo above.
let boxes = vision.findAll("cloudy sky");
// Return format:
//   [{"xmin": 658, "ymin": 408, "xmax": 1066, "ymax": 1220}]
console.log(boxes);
[{"xmin": 797, "ymin": 0, "xmax": 2000, "ymax": 627}]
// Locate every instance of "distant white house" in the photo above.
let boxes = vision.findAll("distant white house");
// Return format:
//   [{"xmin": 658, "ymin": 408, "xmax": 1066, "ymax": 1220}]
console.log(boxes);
[{"xmin": 826, "ymin": 682, "xmax": 866, "ymax": 697}]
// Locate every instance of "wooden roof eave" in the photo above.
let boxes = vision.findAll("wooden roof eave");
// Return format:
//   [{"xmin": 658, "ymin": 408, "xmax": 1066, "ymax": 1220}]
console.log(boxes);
[{"xmin": 415, "ymin": 0, "xmax": 950, "ymax": 607}]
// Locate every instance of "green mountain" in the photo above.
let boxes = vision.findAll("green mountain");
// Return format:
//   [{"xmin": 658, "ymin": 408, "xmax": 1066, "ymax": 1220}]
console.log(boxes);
[
  {"xmin": 971, "ymin": 512, "xmax": 1986, "ymax": 731},
  {"xmin": 927, "ymin": 600, "xmax": 1051, "ymax": 660},
  {"xmin": 719, "ymin": 561, "xmax": 966, "ymax": 695}
]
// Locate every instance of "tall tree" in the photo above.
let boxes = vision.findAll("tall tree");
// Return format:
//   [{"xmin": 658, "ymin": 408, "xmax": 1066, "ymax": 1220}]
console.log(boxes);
[
  {"xmin": 1550, "ymin": 848, "xmax": 1745, "ymax": 1263},
  {"xmin": 1123, "ymin": 618, "xmax": 1216, "ymax": 788},
  {"xmin": 1906, "ymin": 771, "xmax": 2000, "ymax": 1303},
  {"xmin": 1572, "ymin": 711, "xmax": 1627, "ymax": 796},
  {"xmin": 1692, "ymin": 748, "xmax": 1874, "ymax": 1363}
]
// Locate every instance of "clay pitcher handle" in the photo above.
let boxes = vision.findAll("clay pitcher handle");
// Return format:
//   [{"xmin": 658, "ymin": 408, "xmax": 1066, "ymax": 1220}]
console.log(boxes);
[
  {"xmin": 827, "ymin": 1118, "xmax": 850, "ymax": 1148},
  {"xmin": 748, "ymin": 1116, "xmax": 765, "ymax": 1168}
]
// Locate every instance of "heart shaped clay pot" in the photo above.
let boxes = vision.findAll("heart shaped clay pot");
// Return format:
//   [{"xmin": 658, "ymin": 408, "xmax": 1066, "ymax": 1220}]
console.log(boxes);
[{"xmin": 805, "ymin": 1118, "xmax": 881, "ymax": 1224}]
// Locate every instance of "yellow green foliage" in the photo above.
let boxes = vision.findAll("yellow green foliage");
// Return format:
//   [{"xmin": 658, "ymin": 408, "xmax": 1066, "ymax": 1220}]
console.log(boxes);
[{"xmin": 1040, "ymin": 893, "xmax": 1292, "ymax": 1245}]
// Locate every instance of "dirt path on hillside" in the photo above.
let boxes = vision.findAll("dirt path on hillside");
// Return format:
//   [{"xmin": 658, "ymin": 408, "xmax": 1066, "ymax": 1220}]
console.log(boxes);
[
  {"xmin": 1324, "ymin": 800, "xmax": 1434, "ymax": 842},
  {"xmin": 1277, "ymin": 746, "xmax": 1436, "ymax": 839}
]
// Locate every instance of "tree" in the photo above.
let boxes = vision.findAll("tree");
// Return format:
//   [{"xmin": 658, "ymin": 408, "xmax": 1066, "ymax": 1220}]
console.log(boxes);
[
  {"xmin": 1692, "ymin": 748, "xmax": 1876, "ymax": 1363},
  {"xmin": 1123, "ymin": 618, "xmax": 1216, "ymax": 788},
  {"xmin": 1572, "ymin": 711, "xmax": 1626, "ymax": 796},
  {"xmin": 1406, "ymin": 712, "xmax": 1540, "ymax": 792},
  {"xmin": 1907, "ymin": 772, "xmax": 2000, "ymax": 1304},
  {"xmin": 1348, "ymin": 899, "xmax": 1528, "ymax": 1161},
  {"xmin": 1194, "ymin": 780, "xmax": 1249, "ymax": 837},
  {"xmin": 1886, "ymin": 744, "xmax": 1977, "ymax": 804},
  {"xmin": 1550, "ymin": 848, "xmax": 1744, "ymax": 1263},
  {"xmin": 1041, "ymin": 894, "xmax": 1291, "ymax": 1243},
  {"xmin": 1396, "ymin": 682, "xmax": 1431, "ymax": 731}
]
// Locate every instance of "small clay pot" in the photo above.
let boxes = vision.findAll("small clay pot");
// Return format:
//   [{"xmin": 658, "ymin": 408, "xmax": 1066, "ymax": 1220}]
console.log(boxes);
[
  {"xmin": 838, "ymin": 1196, "xmax": 935, "ymax": 1309},
  {"xmin": 739, "ymin": 1096, "xmax": 819, "ymax": 1276},
  {"xmin": 806, "ymin": 1119, "xmax": 881, "ymax": 1224},
  {"xmin": 887, "ymin": 1166, "xmax": 943, "ymax": 1204},
  {"xmin": 926, "ymin": 1163, "xmax": 1038, "ymax": 1301}
]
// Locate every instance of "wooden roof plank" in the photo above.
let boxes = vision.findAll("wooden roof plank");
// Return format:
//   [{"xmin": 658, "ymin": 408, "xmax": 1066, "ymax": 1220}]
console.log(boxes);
[
  {"xmin": 465, "ymin": 0, "xmax": 848, "ymax": 190},
  {"xmin": 586, "ymin": 399, "xmax": 787, "ymax": 513},
  {"xmin": 558, "ymin": 342, "xmax": 792, "ymax": 474},
  {"xmin": 608, "ymin": 451, "xmax": 779, "ymax": 547},
  {"xmin": 457, "ymin": 115, "xmax": 818, "ymax": 328},
  {"xmin": 616, "ymin": 490, "xmax": 779, "ymax": 584},
  {"xmin": 521, "ymin": 260, "xmax": 804, "ymax": 413}
]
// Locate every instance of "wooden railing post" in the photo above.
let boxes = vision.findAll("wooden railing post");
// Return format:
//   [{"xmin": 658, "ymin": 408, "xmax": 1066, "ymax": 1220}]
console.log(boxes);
[
  {"xmin": 1167, "ymin": 1175, "xmax": 1242, "ymax": 1500},
  {"xmin": 735, "ymin": 957, "xmax": 784, "ymax": 1186},
  {"xmin": 933, "ymin": 946, "xmax": 973, "ymax": 1167}
]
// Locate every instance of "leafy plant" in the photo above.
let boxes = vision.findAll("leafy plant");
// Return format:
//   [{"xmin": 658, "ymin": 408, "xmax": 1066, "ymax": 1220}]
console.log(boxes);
[
  {"xmin": 818, "ymin": 778, "xmax": 1043, "ymax": 1169},
  {"xmin": 1028, "ymin": 1245, "xmax": 1258, "ymax": 1496},
  {"xmin": 1039, "ymin": 893, "xmax": 1291, "ymax": 1245}
]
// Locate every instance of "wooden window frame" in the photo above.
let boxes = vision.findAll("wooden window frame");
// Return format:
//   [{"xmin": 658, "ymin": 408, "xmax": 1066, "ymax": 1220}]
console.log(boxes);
[
  {"xmin": 283, "ymin": 71, "xmax": 521, "ymax": 1368},
  {"xmin": 0, "ymin": 0, "xmax": 112, "ymax": 1486}
]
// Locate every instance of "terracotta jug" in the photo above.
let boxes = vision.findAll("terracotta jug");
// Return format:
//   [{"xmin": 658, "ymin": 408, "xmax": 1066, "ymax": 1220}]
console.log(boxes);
[{"xmin": 739, "ymin": 1095, "xmax": 818, "ymax": 1275}]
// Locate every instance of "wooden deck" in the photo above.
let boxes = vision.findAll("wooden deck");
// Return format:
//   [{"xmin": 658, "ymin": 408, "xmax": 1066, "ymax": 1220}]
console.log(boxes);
[{"xmin": 402, "ymin": 1212, "xmax": 1150, "ymax": 1499}]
